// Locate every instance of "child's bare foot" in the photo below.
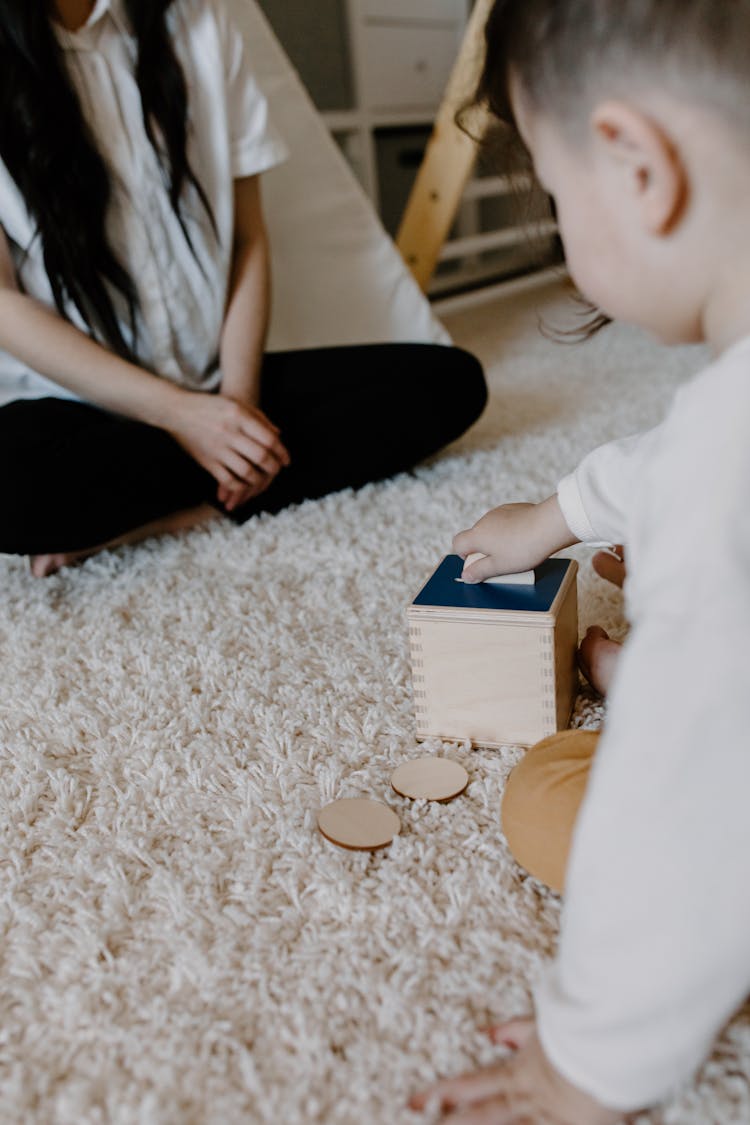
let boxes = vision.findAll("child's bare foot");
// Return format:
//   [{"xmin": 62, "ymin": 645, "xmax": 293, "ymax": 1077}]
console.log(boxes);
[
  {"xmin": 578, "ymin": 625, "xmax": 622, "ymax": 696},
  {"xmin": 592, "ymin": 544, "xmax": 626, "ymax": 588}
]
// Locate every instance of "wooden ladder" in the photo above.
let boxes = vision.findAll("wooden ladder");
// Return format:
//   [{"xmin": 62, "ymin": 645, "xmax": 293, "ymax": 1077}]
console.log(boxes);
[{"xmin": 395, "ymin": 0, "xmax": 493, "ymax": 292}]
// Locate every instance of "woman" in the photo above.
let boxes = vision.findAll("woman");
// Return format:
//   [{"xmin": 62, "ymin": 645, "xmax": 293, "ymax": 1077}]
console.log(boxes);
[{"xmin": 0, "ymin": 0, "xmax": 486, "ymax": 574}]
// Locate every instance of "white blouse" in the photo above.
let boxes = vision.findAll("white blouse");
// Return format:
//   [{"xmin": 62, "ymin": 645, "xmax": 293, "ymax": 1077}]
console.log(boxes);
[{"xmin": 0, "ymin": 0, "xmax": 288, "ymax": 409}]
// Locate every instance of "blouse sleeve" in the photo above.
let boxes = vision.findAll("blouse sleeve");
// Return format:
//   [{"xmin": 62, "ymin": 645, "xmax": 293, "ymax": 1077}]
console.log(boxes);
[{"xmin": 216, "ymin": 3, "xmax": 289, "ymax": 179}]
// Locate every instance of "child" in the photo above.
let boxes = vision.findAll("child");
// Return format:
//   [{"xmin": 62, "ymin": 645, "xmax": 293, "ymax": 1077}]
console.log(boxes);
[
  {"xmin": 0, "ymin": 0, "xmax": 486, "ymax": 575},
  {"xmin": 412, "ymin": 0, "xmax": 750, "ymax": 1121}
]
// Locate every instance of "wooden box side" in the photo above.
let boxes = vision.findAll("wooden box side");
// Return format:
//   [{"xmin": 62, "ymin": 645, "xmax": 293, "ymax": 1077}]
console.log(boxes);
[
  {"xmin": 407, "ymin": 614, "xmax": 557, "ymax": 748},
  {"xmin": 553, "ymin": 562, "xmax": 580, "ymax": 731}
]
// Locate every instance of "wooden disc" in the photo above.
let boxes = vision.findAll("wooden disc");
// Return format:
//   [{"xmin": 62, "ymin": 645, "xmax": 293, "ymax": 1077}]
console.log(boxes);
[
  {"xmin": 317, "ymin": 798, "xmax": 401, "ymax": 851},
  {"xmin": 391, "ymin": 757, "xmax": 469, "ymax": 802}
]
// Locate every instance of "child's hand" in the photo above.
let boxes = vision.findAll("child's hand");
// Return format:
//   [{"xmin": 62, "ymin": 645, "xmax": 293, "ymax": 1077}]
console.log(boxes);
[
  {"xmin": 410, "ymin": 1016, "xmax": 623, "ymax": 1124},
  {"xmin": 454, "ymin": 495, "xmax": 577, "ymax": 583},
  {"xmin": 169, "ymin": 389, "xmax": 290, "ymax": 512}
]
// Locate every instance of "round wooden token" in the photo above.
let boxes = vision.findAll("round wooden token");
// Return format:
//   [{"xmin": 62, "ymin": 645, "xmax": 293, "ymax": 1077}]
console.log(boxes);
[
  {"xmin": 391, "ymin": 757, "xmax": 469, "ymax": 802},
  {"xmin": 317, "ymin": 798, "xmax": 401, "ymax": 851}
]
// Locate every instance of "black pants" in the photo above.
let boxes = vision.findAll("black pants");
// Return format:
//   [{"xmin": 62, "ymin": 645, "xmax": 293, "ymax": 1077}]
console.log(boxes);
[{"xmin": 0, "ymin": 343, "xmax": 486, "ymax": 556}]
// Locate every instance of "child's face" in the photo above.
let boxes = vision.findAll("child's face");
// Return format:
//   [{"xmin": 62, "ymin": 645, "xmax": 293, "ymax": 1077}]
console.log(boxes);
[{"xmin": 510, "ymin": 78, "xmax": 704, "ymax": 345}]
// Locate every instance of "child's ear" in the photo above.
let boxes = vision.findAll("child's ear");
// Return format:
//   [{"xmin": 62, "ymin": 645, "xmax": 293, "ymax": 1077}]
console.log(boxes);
[{"xmin": 591, "ymin": 101, "xmax": 687, "ymax": 235}]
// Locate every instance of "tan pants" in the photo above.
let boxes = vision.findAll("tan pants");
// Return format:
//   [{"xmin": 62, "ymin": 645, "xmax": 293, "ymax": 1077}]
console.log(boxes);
[{"xmin": 501, "ymin": 730, "xmax": 600, "ymax": 893}]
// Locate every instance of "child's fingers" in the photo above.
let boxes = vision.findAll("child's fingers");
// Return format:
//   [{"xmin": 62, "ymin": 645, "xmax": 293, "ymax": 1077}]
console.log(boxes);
[
  {"xmin": 484, "ymin": 1016, "xmax": 535, "ymax": 1049},
  {"xmin": 460, "ymin": 554, "xmax": 499, "ymax": 585},
  {"xmin": 409, "ymin": 1063, "xmax": 514, "ymax": 1113},
  {"xmin": 442, "ymin": 1093, "xmax": 516, "ymax": 1123},
  {"xmin": 452, "ymin": 528, "xmax": 475, "ymax": 557}
]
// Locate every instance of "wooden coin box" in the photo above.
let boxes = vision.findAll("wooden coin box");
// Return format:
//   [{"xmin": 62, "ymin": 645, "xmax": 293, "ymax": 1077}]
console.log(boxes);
[{"xmin": 407, "ymin": 556, "xmax": 579, "ymax": 748}]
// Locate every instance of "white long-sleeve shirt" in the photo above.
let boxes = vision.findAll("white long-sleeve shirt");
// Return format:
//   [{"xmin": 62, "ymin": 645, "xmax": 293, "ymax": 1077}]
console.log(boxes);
[{"xmin": 539, "ymin": 335, "xmax": 750, "ymax": 1111}]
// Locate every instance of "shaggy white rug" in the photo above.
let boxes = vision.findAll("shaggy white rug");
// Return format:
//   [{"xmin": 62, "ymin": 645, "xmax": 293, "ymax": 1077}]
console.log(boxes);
[{"xmin": 2, "ymin": 280, "xmax": 748, "ymax": 1124}]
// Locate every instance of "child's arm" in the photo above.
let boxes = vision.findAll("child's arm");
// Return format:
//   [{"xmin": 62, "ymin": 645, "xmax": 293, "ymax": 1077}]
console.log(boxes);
[
  {"xmin": 455, "ymin": 426, "xmax": 668, "ymax": 581},
  {"xmin": 454, "ymin": 494, "xmax": 579, "ymax": 582},
  {"xmin": 0, "ymin": 225, "xmax": 288, "ymax": 509}
]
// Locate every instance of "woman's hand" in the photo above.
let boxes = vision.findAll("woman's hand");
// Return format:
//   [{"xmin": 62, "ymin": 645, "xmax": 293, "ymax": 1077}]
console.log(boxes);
[
  {"xmin": 168, "ymin": 389, "xmax": 290, "ymax": 511},
  {"xmin": 453, "ymin": 495, "xmax": 578, "ymax": 583},
  {"xmin": 410, "ymin": 1017, "xmax": 623, "ymax": 1124}
]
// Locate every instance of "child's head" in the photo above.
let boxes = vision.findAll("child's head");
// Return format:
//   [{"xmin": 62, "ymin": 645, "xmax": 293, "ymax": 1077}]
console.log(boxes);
[{"xmin": 476, "ymin": 0, "xmax": 750, "ymax": 348}]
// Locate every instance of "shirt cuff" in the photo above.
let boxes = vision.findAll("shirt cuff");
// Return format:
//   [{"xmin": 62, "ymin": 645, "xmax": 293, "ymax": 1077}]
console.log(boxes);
[
  {"xmin": 535, "ymin": 985, "xmax": 638, "ymax": 1113},
  {"xmin": 557, "ymin": 471, "xmax": 601, "ymax": 544},
  {"xmin": 231, "ymin": 138, "xmax": 290, "ymax": 179}
]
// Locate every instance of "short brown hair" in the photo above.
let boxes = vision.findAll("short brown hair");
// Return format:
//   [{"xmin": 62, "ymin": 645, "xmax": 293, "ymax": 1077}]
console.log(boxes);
[{"xmin": 475, "ymin": 0, "xmax": 750, "ymax": 134}]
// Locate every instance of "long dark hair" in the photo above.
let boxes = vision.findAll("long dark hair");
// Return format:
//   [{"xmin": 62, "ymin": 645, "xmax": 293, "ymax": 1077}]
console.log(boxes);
[{"xmin": 0, "ymin": 1, "xmax": 214, "ymax": 360}]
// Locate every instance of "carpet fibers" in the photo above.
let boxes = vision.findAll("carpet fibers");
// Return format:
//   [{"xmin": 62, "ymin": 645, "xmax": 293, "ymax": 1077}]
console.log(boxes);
[{"xmin": 1, "ymin": 281, "xmax": 748, "ymax": 1123}]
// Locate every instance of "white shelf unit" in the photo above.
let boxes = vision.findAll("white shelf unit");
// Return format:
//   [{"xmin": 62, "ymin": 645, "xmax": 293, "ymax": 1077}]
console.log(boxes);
[{"xmin": 258, "ymin": 0, "xmax": 561, "ymax": 300}]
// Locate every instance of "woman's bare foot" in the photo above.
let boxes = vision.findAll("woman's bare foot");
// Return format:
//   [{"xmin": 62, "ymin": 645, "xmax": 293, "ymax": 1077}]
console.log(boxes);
[
  {"xmin": 578, "ymin": 625, "xmax": 622, "ymax": 696},
  {"xmin": 29, "ymin": 547, "xmax": 99, "ymax": 577},
  {"xmin": 592, "ymin": 544, "xmax": 626, "ymax": 588},
  {"xmin": 29, "ymin": 503, "xmax": 218, "ymax": 577}
]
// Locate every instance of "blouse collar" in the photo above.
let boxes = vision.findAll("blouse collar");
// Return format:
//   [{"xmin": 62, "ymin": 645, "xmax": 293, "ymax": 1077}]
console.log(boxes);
[{"xmin": 54, "ymin": 0, "xmax": 130, "ymax": 50}]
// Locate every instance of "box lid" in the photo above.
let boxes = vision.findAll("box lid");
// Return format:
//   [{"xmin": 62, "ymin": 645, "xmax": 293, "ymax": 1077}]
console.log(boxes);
[{"xmin": 410, "ymin": 555, "xmax": 573, "ymax": 614}]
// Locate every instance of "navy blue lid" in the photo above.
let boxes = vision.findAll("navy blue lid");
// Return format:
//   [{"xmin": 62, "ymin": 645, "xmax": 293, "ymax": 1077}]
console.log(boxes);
[{"xmin": 411, "ymin": 555, "xmax": 572, "ymax": 613}]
